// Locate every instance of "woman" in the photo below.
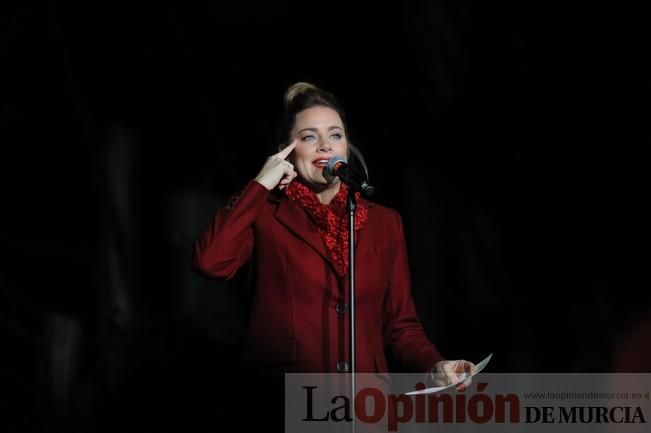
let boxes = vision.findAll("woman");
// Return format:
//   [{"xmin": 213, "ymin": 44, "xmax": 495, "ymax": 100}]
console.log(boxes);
[{"xmin": 192, "ymin": 82, "xmax": 474, "ymax": 387}]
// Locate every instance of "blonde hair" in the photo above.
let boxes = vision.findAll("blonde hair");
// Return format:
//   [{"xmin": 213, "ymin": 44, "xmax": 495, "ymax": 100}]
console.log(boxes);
[{"xmin": 284, "ymin": 82, "xmax": 318, "ymax": 107}]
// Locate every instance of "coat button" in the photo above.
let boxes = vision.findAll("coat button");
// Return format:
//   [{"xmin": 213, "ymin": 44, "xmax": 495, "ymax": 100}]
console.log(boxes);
[
  {"xmin": 335, "ymin": 303, "xmax": 348, "ymax": 314},
  {"xmin": 336, "ymin": 361, "xmax": 349, "ymax": 373}
]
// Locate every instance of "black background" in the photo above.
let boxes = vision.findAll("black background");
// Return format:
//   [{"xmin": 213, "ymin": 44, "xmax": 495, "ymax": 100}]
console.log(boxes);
[{"xmin": 1, "ymin": 1, "xmax": 648, "ymax": 431}]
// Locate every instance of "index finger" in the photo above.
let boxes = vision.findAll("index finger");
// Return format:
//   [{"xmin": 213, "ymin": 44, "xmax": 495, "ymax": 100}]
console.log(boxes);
[
  {"xmin": 445, "ymin": 370, "xmax": 461, "ymax": 384},
  {"xmin": 277, "ymin": 139, "xmax": 297, "ymax": 159}
]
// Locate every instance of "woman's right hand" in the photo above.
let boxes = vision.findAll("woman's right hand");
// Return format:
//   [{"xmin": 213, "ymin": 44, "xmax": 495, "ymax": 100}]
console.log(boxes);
[{"xmin": 254, "ymin": 140, "xmax": 298, "ymax": 191}]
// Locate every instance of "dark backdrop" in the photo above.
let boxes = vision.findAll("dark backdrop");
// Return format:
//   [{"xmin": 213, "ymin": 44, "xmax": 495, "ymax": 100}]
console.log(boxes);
[{"xmin": 1, "ymin": 1, "xmax": 648, "ymax": 431}]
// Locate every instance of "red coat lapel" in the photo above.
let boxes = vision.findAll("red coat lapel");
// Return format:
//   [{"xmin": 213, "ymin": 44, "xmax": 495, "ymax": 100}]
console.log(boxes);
[
  {"xmin": 272, "ymin": 191, "xmax": 376, "ymax": 276},
  {"xmin": 274, "ymin": 198, "xmax": 339, "ymax": 274}
]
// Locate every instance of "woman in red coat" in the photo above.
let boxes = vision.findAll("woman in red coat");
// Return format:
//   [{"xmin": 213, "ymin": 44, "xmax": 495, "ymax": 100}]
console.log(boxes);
[{"xmin": 192, "ymin": 82, "xmax": 474, "ymax": 385}]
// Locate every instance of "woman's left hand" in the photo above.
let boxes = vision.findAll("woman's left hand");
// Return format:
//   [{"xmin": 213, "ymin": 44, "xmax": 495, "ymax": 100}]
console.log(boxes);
[{"xmin": 431, "ymin": 359, "xmax": 477, "ymax": 391}]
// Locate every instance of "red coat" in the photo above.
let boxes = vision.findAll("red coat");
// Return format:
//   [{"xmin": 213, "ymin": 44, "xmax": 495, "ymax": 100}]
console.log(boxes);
[{"xmin": 192, "ymin": 180, "xmax": 444, "ymax": 373}]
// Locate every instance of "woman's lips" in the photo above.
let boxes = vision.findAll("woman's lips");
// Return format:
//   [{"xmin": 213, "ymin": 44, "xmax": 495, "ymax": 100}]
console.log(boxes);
[{"xmin": 312, "ymin": 158, "xmax": 330, "ymax": 168}]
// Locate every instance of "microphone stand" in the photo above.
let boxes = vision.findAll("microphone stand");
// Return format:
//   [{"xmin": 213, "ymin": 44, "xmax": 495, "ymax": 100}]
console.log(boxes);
[
  {"xmin": 346, "ymin": 182, "xmax": 357, "ymax": 433},
  {"xmin": 326, "ymin": 157, "xmax": 374, "ymax": 433}
]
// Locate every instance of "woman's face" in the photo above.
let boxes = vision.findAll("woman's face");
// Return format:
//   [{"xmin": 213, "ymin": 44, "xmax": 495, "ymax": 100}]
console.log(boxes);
[{"xmin": 290, "ymin": 105, "xmax": 348, "ymax": 189}]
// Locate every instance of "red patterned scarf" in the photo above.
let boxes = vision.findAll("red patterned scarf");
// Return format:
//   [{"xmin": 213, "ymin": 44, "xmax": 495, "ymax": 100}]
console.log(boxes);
[{"xmin": 285, "ymin": 180, "xmax": 368, "ymax": 277}]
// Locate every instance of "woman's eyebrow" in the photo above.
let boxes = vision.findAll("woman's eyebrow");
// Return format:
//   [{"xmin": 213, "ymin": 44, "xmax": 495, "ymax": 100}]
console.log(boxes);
[{"xmin": 298, "ymin": 126, "xmax": 343, "ymax": 133}]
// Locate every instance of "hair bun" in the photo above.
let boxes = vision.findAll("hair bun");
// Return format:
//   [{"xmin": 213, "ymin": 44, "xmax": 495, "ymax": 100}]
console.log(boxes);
[{"xmin": 284, "ymin": 82, "xmax": 318, "ymax": 107}]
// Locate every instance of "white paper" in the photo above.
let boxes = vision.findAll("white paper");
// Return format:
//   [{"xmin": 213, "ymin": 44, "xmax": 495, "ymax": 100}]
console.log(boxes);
[{"xmin": 404, "ymin": 353, "xmax": 493, "ymax": 395}]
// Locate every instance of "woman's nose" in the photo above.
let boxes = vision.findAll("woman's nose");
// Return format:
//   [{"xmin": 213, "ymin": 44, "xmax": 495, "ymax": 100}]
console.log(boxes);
[{"xmin": 317, "ymin": 139, "xmax": 332, "ymax": 152}]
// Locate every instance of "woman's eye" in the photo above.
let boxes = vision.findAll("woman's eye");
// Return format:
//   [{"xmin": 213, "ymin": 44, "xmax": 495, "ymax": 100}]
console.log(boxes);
[
  {"xmin": 302, "ymin": 135, "xmax": 316, "ymax": 142},
  {"xmin": 330, "ymin": 133, "xmax": 342, "ymax": 140}
]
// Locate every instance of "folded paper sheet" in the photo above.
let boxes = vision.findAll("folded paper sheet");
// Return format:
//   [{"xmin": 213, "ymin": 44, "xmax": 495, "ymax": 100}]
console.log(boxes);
[{"xmin": 405, "ymin": 353, "xmax": 493, "ymax": 395}]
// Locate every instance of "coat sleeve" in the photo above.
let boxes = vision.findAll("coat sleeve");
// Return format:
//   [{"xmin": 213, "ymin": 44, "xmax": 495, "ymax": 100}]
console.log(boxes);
[
  {"xmin": 192, "ymin": 180, "xmax": 269, "ymax": 280},
  {"xmin": 383, "ymin": 210, "xmax": 445, "ymax": 372}
]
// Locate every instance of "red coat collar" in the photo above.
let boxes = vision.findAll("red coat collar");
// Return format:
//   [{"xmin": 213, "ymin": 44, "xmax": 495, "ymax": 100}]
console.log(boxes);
[{"xmin": 270, "ymin": 188, "xmax": 374, "ymax": 275}]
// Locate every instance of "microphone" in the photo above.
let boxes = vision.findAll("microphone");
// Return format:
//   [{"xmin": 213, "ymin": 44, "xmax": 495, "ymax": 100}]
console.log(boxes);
[{"xmin": 326, "ymin": 156, "xmax": 375, "ymax": 196}]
